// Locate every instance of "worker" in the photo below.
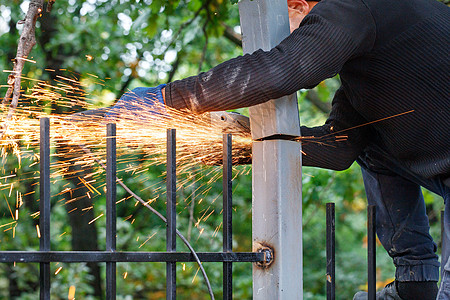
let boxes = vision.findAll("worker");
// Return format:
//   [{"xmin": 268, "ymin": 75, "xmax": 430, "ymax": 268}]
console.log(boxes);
[{"xmin": 109, "ymin": 0, "xmax": 450, "ymax": 298}]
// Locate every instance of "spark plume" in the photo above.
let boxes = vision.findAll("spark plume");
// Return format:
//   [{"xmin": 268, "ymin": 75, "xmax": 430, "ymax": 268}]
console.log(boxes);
[{"xmin": 0, "ymin": 73, "xmax": 253, "ymax": 246}]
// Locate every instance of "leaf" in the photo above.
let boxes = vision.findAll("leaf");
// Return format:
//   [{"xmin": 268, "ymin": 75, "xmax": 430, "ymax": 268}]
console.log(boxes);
[
  {"xmin": 131, "ymin": 8, "xmax": 152, "ymax": 31},
  {"xmin": 144, "ymin": 15, "xmax": 159, "ymax": 37}
]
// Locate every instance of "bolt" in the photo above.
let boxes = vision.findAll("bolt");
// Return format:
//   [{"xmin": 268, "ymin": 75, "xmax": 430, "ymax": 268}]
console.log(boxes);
[{"xmin": 255, "ymin": 246, "xmax": 274, "ymax": 268}]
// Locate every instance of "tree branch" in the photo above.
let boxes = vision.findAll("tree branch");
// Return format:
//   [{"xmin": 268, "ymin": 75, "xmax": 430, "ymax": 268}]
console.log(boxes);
[
  {"xmin": 221, "ymin": 22, "xmax": 242, "ymax": 47},
  {"xmin": 167, "ymin": 53, "xmax": 181, "ymax": 83},
  {"xmin": 46, "ymin": 0, "xmax": 55, "ymax": 12},
  {"xmin": 1, "ymin": 0, "xmax": 44, "ymax": 140},
  {"xmin": 198, "ymin": 19, "xmax": 210, "ymax": 72},
  {"xmin": 162, "ymin": 3, "xmax": 206, "ymax": 54}
]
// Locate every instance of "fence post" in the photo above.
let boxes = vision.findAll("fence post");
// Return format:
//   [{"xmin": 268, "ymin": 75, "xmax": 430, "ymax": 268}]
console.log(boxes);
[
  {"xmin": 326, "ymin": 203, "xmax": 336, "ymax": 300},
  {"xmin": 441, "ymin": 210, "xmax": 448, "ymax": 284},
  {"xmin": 106, "ymin": 123, "xmax": 117, "ymax": 299},
  {"xmin": 166, "ymin": 129, "xmax": 177, "ymax": 300},
  {"xmin": 238, "ymin": 1, "xmax": 303, "ymax": 298},
  {"xmin": 223, "ymin": 134, "xmax": 233, "ymax": 299},
  {"xmin": 368, "ymin": 205, "xmax": 376, "ymax": 300},
  {"xmin": 39, "ymin": 117, "xmax": 51, "ymax": 300}
]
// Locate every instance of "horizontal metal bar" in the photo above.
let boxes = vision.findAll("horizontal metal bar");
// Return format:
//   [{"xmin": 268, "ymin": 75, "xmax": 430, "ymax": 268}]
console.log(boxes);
[{"xmin": 0, "ymin": 251, "xmax": 264, "ymax": 263}]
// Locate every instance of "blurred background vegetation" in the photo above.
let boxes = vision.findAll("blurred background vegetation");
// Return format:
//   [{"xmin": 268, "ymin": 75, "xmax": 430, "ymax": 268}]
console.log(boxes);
[{"xmin": 0, "ymin": 0, "xmax": 445, "ymax": 299}]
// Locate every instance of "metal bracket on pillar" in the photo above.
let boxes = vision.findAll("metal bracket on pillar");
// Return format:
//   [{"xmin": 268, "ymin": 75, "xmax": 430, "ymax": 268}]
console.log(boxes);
[{"xmin": 239, "ymin": 0, "xmax": 303, "ymax": 299}]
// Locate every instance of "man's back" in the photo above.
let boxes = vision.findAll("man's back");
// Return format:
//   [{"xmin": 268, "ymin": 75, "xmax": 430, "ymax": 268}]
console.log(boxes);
[{"xmin": 330, "ymin": 0, "xmax": 450, "ymax": 178}]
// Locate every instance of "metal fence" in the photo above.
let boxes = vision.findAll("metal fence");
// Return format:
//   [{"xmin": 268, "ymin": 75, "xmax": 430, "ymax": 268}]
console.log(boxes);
[
  {"xmin": 326, "ymin": 203, "xmax": 377, "ymax": 300},
  {"xmin": 0, "ymin": 119, "xmax": 265, "ymax": 299},
  {"xmin": 0, "ymin": 118, "xmax": 419, "ymax": 300}
]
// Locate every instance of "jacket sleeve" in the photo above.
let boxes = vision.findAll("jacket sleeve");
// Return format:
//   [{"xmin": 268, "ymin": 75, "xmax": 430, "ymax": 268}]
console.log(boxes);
[
  {"xmin": 165, "ymin": 0, "xmax": 375, "ymax": 113},
  {"xmin": 301, "ymin": 87, "xmax": 371, "ymax": 171}
]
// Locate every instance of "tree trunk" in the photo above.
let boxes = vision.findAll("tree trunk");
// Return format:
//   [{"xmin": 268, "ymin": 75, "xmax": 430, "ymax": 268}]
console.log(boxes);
[
  {"xmin": 36, "ymin": 7, "xmax": 103, "ymax": 297},
  {"xmin": 60, "ymin": 149, "xmax": 103, "ymax": 297}
]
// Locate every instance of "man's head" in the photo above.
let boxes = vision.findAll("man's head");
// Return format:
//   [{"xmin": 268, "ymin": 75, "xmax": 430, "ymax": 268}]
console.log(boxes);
[{"xmin": 288, "ymin": 0, "xmax": 320, "ymax": 33}]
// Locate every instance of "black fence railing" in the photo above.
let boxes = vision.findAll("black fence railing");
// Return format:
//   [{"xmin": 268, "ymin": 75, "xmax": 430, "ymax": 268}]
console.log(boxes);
[
  {"xmin": 3, "ymin": 117, "xmax": 442, "ymax": 299},
  {"xmin": 0, "ymin": 119, "xmax": 264, "ymax": 299},
  {"xmin": 326, "ymin": 203, "xmax": 377, "ymax": 300}
]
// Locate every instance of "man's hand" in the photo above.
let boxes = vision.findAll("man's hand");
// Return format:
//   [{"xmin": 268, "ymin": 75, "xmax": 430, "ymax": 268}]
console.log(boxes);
[{"xmin": 106, "ymin": 84, "xmax": 166, "ymax": 120}]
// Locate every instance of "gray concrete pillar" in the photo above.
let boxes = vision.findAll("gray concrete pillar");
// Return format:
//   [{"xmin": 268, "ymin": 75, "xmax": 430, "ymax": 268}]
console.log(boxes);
[{"xmin": 239, "ymin": 0, "xmax": 303, "ymax": 298}]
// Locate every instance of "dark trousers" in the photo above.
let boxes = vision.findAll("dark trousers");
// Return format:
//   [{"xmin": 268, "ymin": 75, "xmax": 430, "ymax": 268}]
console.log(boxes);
[{"xmin": 357, "ymin": 147, "xmax": 449, "ymax": 299}]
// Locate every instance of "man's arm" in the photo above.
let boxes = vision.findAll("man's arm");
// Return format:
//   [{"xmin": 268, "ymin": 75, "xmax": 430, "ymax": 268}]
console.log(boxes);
[
  {"xmin": 301, "ymin": 87, "xmax": 371, "ymax": 170},
  {"xmin": 164, "ymin": 0, "xmax": 375, "ymax": 113}
]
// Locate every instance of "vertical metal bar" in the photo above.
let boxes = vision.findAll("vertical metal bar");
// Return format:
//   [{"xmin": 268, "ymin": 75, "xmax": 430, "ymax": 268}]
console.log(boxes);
[
  {"xmin": 239, "ymin": 1, "xmax": 303, "ymax": 298},
  {"xmin": 39, "ymin": 117, "xmax": 51, "ymax": 300},
  {"xmin": 106, "ymin": 123, "xmax": 117, "ymax": 300},
  {"xmin": 368, "ymin": 205, "xmax": 376, "ymax": 300},
  {"xmin": 442, "ymin": 210, "xmax": 446, "ymax": 281},
  {"xmin": 442, "ymin": 210, "xmax": 445, "ymax": 247},
  {"xmin": 223, "ymin": 134, "xmax": 233, "ymax": 299},
  {"xmin": 166, "ymin": 129, "xmax": 176, "ymax": 300},
  {"xmin": 326, "ymin": 203, "xmax": 335, "ymax": 300}
]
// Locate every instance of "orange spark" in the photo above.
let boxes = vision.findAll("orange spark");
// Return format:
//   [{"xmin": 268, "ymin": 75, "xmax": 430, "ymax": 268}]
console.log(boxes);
[
  {"xmin": 15, "ymin": 57, "xmax": 37, "ymax": 64},
  {"xmin": 138, "ymin": 232, "xmax": 157, "ymax": 248},
  {"xmin": 55, "ymin": 266, "xmax": 63, "ymax": 275},
  {"xmin": 3, "ymin": 195, "xmax": 14, "ymax": 220},
  {"xmin": 68, "ymin": 285, "xmax": 76, "ymax": 300},
  {"xmin": 0, "ymin": 221, "xmax": 17, "ymax": 229},
  {"xmin": 67, "ymin": 208, "xmax": 77, "ymax": 214},
  {"xmin": 88, "ymin": 213, "xmax": 104, "ymax": 224}
]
